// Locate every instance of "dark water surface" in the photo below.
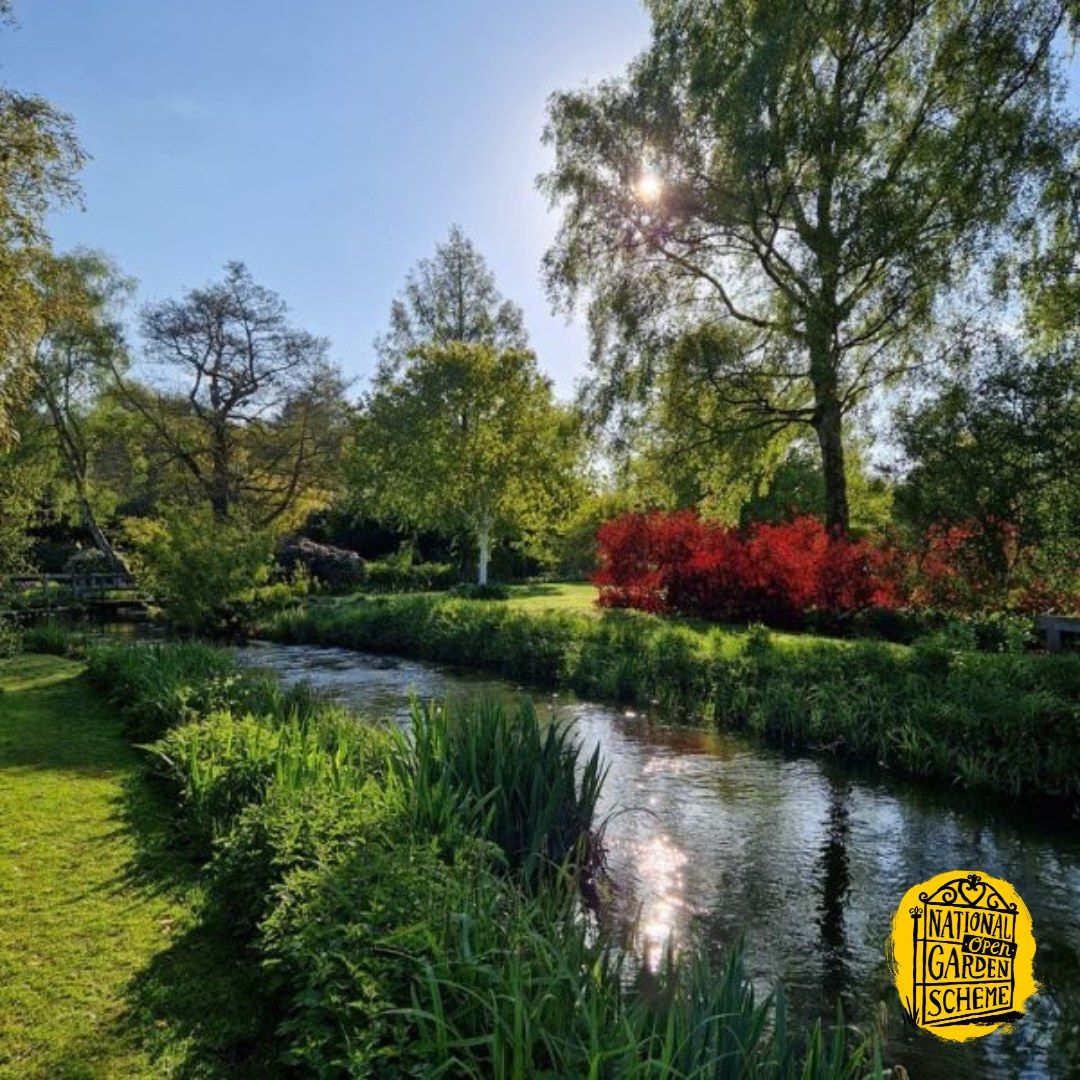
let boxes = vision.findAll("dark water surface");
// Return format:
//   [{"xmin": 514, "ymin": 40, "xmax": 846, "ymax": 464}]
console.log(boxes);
[{"xmin": 236, "ymin": 641, "xmax": 1080, "ymax": 1079}]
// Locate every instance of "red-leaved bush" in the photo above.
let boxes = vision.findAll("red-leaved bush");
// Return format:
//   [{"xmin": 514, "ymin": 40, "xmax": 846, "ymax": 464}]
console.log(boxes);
[
  {"xmin": 594, "ymin": 512, "xmax": 899, "ymax": 627},
  {"xmin": 905, "ymin": 520, "xmax": 1075, "ymax": 614}
]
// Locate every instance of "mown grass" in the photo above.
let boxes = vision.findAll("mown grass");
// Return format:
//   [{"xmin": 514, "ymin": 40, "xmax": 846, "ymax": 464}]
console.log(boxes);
[
  {"xmin": 0, "ymin": 654, "xmax": 265, "ymax": 1079},
  {"xmin": 505, "ymin": 580, "xmax": 599, "ymax": 613},
  {"xmin": 261, "ymin": 593, "xmax": 1080, "ymax": 800}
]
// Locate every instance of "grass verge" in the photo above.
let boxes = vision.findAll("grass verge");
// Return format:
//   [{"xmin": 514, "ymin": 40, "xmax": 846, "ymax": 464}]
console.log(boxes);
[{"xmin": 0, "ymin": 654, "xmax": 264, "ymax": 1079}]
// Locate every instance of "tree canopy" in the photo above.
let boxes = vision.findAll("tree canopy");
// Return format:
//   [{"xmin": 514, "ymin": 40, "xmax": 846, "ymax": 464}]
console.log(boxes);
[
  {"xmin": 31, "ymin": 249, "xmax": 132, "ymax": 566},
  {"xmin": 543, "ymin": 0, "xmax": 1076, "ymax": 532},
  {"xmin": 354, "ymin": 343, "xmax": 578, "ymax": 584},
  {"xmin": 0, "ymin": 13, "xmax": 85, "ymax": 445},
  {"xmin": 117, "ymin": 262, "xmax": 351, "ymax": 528},
  {"xmin": 895, "ymin": 333, "xmax": 1078, "ymax": 589},
  {"xmin": 375, "ymin": 225, "xmax": 528, "ymax": 374}
]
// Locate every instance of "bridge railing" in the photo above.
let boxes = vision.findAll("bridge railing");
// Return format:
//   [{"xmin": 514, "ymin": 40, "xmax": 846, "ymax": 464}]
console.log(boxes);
[{"xmin": 1, "ymin": 572, "xmax": 138, "ymax": 600}]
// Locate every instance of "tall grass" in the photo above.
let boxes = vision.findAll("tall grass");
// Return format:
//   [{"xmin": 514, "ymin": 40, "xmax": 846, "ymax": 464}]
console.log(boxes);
[
  {"xmin": 263, "ymin": 596, "xmax": 1080, "ymax": 800},
  {"xmin": 87, "ymin": 639, "xmax": 325, "ymax": 740},
  {"xmin": 402, "ymin": 880, "xmax": 884, "ymax": 1080},
  {"xmin": 408, "ymin": 698, "xmax": 606, "ymax": 884}
]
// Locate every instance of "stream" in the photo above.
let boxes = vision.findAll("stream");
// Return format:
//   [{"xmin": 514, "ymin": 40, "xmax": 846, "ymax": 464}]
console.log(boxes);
[{"xmin": 236, "ymin": 641, "xmax": 1080, "ymax": 1079}]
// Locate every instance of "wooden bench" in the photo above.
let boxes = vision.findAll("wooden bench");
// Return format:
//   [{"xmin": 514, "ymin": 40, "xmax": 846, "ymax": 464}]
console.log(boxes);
[{"xmin": 1035, "ymin": 615, "xmax": 1080, "ymax": 653}]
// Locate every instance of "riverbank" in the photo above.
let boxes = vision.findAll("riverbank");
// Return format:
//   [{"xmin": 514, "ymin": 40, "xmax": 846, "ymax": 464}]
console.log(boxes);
[
  {"xmin": 0, "ymin": 655, "xmax": 260, "ymax": 1078},
  {"xmin": 5, "ymin": 639, "xmax": 887, "ymax": 1077},
  {"xmin": 262, "ymin": 594, "xmax": 1080, "ymax": 800}
]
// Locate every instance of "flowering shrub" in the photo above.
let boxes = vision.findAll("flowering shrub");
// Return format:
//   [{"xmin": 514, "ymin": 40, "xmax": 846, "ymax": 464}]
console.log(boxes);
[
  {"xmin": 594, "ymin": 513, "xmax": 898, "ymax": 627},
  {"xmin": 594, "ymin": 512, "xmax": 1077, "ymax": 626}
]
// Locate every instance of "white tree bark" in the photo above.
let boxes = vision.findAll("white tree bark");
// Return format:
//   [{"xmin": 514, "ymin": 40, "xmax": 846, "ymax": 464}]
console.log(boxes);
[{"xmin": 477, "ymin": 519, "xmax": 491, "ymax": 586}]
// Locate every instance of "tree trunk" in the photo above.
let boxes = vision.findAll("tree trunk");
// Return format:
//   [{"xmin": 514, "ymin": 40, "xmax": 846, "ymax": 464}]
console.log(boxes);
[
  {"xmin": 78, "ymin": 488, "xmax": 126, "ymax": 572},
  {"xmin": 807, "ymin": 312, "xmax": 850, "ymax": 537},
  {"xmin": 209, "ymin": 421, "xmax": 231, "ymax": 520},
  {"xmin": 477, "ymin": 520, "xmax": 491, "ymax": 586},
  {"xmin": 40, "ymin": 387, "xmax": 126, "ymax": 570},
  {"xmin": 813, "ymin": 398, "xmax": 849, "ymax": 538}
]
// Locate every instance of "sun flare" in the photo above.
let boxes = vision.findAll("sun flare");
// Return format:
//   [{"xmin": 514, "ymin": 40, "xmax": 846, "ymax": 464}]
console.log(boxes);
[{"xmin": 635, "ymin": 169, "xmax": 663, "ymax": 203}]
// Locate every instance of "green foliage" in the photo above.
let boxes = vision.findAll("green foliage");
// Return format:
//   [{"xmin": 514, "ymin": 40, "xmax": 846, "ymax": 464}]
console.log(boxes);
[
  {"xmin": 740, "ymin": 444, "xmax": 894, "ymax": 534},
  {"xmin": 148, "ymin": 713, "xmax": 289, "ymax": 854},
  {"xmin": 408, "ymin": 698, "xmax": 605, "ymax": 883},
  {"xmin": 29, "ymin": 248, "xmax": 133, "ymax": 570},
  {"xmin": 365, "ymin": 547, "xmax": 458, "ymax": 592},
  {"xmin": 376, "ymin": 224, "xmax": 529, "ymax": 369},
  {"xmin": 0, "ymin": 614, "xmax": 18, "ymax": 657},
  {"xmin": 0, "ymin": 25, "xmax": 86, "ymax": 444},
  {"xmin": 895, "ymin": 338, "xmax": 1079, "ymax": 606},
  {"xmin": 354, "ymin": 342, "xmax": 581, "ymax": 583},
  {"xmin": 449, "ymin": 581, "xmax": 510, "ymax": 600},
  {"xmin": 86, "ymin": 638, "xmax": 312, "ymax": 741},
  {"xmin": 126, "ymin": 508, "xmax": 275, "ymax": 632},
  {"xmin": 259, "ymin": 836, "xmax": 499, "ymax": 1075},
  {"xmin": 542, "ymin": 0, "xmax": 1073, "ymax": 531},
  {"xmin": 550, "ymin": 488, "xmax": 634, "ymax": 579},
  {"xmin": 18, "ymin": 618, "xmax": 89, "ymax": 658},
  {"xmin": 127, "ymin": 262, "xmax": 351, "ymax": 530},
  {"xmin": 0, "ymin": 428, "xmax": 53, "ymax": 575},
  {"xmin": 265, "ymin": 595, "xmax": 1080, "ymax": 799}
]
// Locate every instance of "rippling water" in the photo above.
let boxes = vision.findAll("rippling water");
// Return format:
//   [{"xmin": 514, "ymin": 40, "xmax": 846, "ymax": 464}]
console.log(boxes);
[{"xmin": 236, "ymin": 641, "xmax": 1080, "ymax": 1079}]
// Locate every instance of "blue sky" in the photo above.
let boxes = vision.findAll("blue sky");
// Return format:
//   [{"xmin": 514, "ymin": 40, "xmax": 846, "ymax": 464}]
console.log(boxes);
[
  {"xmin": 4, "ymin": 3, "xmax": 1076, "ymax": 399},
  {"xmin": 4, "ymin": 0, "xmax": 652, "ymax": 396}
]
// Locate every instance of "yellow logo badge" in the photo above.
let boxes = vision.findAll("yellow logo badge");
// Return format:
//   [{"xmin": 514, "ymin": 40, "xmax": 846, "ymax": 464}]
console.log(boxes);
[{"xmin": 888, "ymin": 870, "xmax": 1037, "ymax": 1041}]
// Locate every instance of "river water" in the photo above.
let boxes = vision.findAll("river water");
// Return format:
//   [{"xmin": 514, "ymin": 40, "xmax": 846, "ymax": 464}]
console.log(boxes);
[{"xmin": 236, "ymin": 641, "xmax": 1080, "ymax": 1079}]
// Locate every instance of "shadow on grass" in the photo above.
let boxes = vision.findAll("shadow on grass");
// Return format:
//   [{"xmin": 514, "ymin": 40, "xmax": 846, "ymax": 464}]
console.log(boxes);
[
  {"xmin": 105, "ymin": 745, "xmax": 278, "ymax": 1077},
  {"xmin": 507, "ymin": 583, "xmax": 567, "ymax": 599}
]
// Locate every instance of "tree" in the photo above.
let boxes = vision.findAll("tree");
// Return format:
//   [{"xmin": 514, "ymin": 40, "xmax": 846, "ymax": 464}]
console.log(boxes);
[
  {"xmin": 0, "ymin": 5, "xmax": 85, "ymax": 445},
  {"xmin": 375, "ymin": 226, "xmax": 528, "ymax": 374},
  {"xmin": 623, "ymin": 323, "xmax": 802, "ymax": 519},
  {"xmin": 894, "ymin": 333, "xmax": 1079, "ymax": 593},
  {"xmin": 0, "ymin": 411, "xmax": 55, "ymax": 576},
  {"xmin": 118, "ymin": 262, "xmax": 351, "ymax": 528},
  {"xmin": 542, "ymin": 0, "xmax": 1074, "ymax": 533},
  {"xmin": 31, "ymin": 250, "xmax": 132, "ymax": 568},
  {"xmin": 354, "ymin": 343, "xmax": 578, "ymax": 585},
  {"xmin": 1017, "ymin": 146, "xmax": 1079, "ymax": 350},
  {"xmin": 127, "ymin": 506, "xmax": 274, "ymax": 632}
]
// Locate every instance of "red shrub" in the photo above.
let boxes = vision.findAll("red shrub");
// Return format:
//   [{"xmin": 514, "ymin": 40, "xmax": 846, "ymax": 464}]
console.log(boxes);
[
  {"xmin": 594, "ymin": 512, "xmax": 899, "ymax": 626},
  {"xmin": 595, "ymin": 511, "xmax": 1073, "ymax": 624}
]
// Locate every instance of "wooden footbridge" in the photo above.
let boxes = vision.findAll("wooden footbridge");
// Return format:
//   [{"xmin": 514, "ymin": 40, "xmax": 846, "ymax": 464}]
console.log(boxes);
[{"xmin": 1, "ymin": 572, "xmax": 152, "ymax": 620}]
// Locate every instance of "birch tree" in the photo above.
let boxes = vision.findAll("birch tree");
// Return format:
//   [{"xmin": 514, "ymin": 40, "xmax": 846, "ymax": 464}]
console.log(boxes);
[
  {"xmin": 31, "ymin": 249, "xmax": 132, "ymax": 568},
  {"xmin": 354, "ymin": 343, "xmax": 577, "ymax": 585},
  {"xmin": 543, "ymin": 0, "xmax": 1075, "ymax": 533}
]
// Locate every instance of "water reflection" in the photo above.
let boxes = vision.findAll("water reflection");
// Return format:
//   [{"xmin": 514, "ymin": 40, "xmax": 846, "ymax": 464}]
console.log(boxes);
[
  {"xmin": 817, "ymin": 777, "xmax": 852, "ymax": 1009},
  {"xmin": 628, "ymin": 833, "xmax": 690, "ymax": 968},
  {"xmin": 236, "ymin": 642, "xmax": 1080, "ymax": 1080}
]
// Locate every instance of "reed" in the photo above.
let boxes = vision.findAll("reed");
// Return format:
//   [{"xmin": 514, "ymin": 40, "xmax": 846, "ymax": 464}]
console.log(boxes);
[{"xmin": 407, "ymin": 697, "xmax": 606, "ymax": 884}]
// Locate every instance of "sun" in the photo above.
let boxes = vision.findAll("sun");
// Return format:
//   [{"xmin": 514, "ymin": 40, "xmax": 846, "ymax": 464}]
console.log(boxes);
[{"xmin": 635, "ymin": 169, "xmax": 663, "ymax": 203}]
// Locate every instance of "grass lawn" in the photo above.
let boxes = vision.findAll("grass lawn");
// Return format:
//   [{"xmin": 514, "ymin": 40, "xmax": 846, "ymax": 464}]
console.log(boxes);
[
  {"xmin": 0, "ymin": 654, "xmax": 262, "ymax": 1079},
  {"xmin": 504, "ymin": 581, "xmax": 598, "ymax": 613}
]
